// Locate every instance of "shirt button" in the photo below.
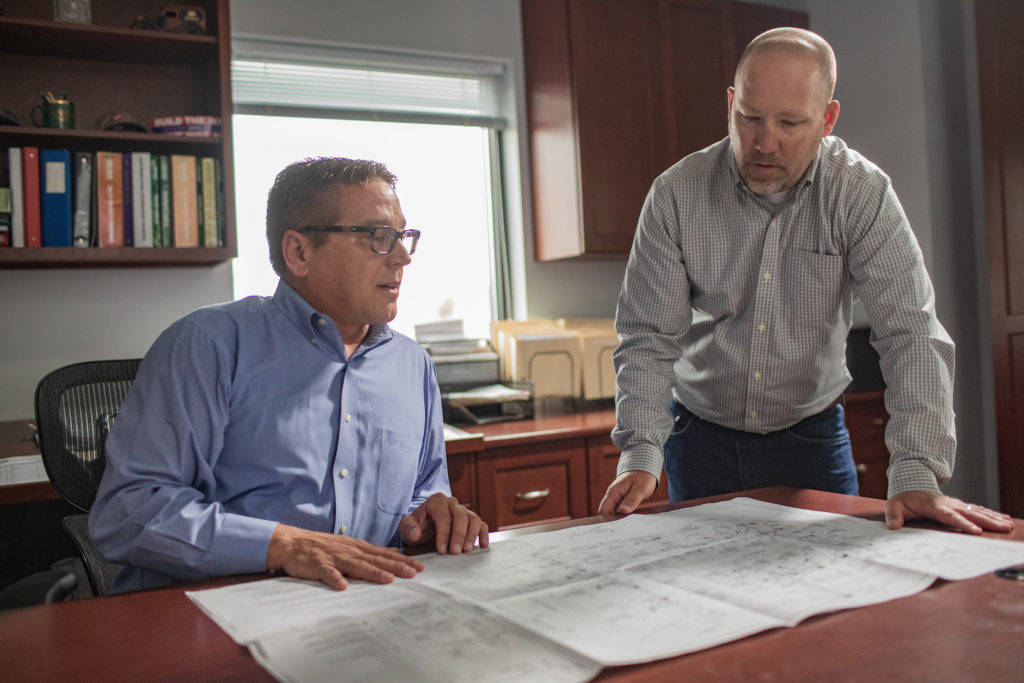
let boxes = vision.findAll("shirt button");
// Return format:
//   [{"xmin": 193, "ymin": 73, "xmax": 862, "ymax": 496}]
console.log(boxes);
[
  {"xmin": 340, "ymin": 524, "xmax": 347, "ymax": 534},
  {"xmin": 758, "ymin": 323, "xmax": 766, "ymax": 332},
  {"xmin": 310, "ymin": 338, "xmax": 317, "ymax": 344},
  {"xmin": 345, "ymin": 414, "xmax": 352, "ymax": 422},
  {"xmin": 762, "ymin": 272, "xmax": 772, "ymax": 280},
  {"xmin": 754, "ymin": 371, "xmax": 761, "ymax": 379},
  {"xmin": 750, "ymin": 410, "xmax": 758, "ymax": 418},
  {"xmin": 769, "ymin": 220, "xmax": 777, "ymax": 228},
  {"xmin": 340, "ymin": 467, "xmax": 349, "ymax": 478},
  {"xmin": 318, "ymin": 318, "xmax": 326, "ymax": 326}
]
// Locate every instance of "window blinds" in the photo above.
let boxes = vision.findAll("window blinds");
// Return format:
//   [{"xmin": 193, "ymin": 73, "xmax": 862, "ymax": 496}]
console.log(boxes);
[{"xmin": 231, "ymin": 36, "xmax": 506, "ymax": 128}]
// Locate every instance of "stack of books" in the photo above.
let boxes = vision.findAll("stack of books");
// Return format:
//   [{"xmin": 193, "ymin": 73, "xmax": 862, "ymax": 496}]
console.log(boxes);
[{"xmin": 3, "ymin": 146, "xmax": 226, "ymax": 248}]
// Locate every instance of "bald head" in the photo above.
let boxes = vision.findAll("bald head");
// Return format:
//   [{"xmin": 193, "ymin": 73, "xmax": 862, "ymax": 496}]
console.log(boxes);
[{"xmin": 736, "ymin": 27, "xmax": 837, "ymax": 106}]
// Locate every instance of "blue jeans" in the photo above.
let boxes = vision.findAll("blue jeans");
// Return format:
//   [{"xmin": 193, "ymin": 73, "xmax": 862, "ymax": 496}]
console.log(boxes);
[{"xmin": 663, "ymin": 399, "xmax": 859, "ymax": 502}]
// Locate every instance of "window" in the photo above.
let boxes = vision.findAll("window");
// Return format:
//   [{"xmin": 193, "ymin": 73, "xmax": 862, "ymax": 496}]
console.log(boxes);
[{"xmin": 230, "ymin": 41, "xmax": 511, "ymax": 340}]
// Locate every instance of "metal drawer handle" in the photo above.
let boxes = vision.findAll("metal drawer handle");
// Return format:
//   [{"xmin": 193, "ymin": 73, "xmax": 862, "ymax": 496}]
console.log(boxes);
[
  {"xmin": 516, "ymin": 488, "xmax": 550, "ymax": 501},
  {"xmin": 871, "ymin": 418, "xmax": 885, "ymax": 425}
]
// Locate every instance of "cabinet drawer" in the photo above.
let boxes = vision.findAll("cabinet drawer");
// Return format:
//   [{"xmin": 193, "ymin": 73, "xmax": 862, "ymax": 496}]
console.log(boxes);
[
  {"xmin": 844, "ymin": 400, "xmax": 889, "ymax": 443},
  {"xmin": 476, "ymin": 438, "xmax": 589, "ymax": 530},
  {"xmin": 854, "ymin": 443, "xmax": 890, "ymax": 499},
  {"xmin": 494, "ymin": 462, "xmax": 573, "ymax": 529}
]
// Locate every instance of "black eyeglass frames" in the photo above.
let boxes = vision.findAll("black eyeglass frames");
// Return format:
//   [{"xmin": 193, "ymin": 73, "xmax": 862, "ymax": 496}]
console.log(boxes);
[{"xmin": 296, "ymin": 225, "xmax": 420, "ymax": 255}]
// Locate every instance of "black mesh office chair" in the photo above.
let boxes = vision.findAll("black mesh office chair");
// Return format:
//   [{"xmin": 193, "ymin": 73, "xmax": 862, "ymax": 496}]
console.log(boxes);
[
  {"xmin": 34, "ymin": 359, "xmax": 142, "ymax": 597},
  {"xmin": 0, "ymin": 567, "xmax": 78, "ymax": 611}
]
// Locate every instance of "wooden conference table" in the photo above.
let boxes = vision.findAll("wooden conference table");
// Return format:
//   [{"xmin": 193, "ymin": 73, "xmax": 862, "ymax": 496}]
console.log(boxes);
[{"xmin": 1, "ymin": 486, "xmax": 1021, "ymax": 682}]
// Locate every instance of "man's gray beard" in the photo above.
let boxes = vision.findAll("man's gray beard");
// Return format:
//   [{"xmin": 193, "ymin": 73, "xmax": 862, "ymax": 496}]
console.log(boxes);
[
  {"xmin": 729, "ymin": 121, "xmax": 790, "ymax": 194},
  {"xmin": 741, "ymin": 169, "xmax": 790, "ymax": 195}
]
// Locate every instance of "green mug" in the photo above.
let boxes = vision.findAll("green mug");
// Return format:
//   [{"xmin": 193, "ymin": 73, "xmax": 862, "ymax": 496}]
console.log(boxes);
[{"xmin": 31, "ymin": 92, "xmax": 75, "ymax": 129}]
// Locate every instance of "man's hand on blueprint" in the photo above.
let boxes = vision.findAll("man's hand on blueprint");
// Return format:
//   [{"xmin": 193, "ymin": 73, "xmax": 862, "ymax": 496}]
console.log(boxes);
[
  {"xmin": 400, "ymin": 492, "xmax": 490, "ymax": 555},
  {"xmin": 266, "ymin": 524, "xmax": 425, "ymax": 590},
  {"xmin": 886, "ymin": 491, "xmax": 1015, "ymax": 534},
  {"xmin": 598, "ymin": 471, "xmax": 658, "ymax": 515}
]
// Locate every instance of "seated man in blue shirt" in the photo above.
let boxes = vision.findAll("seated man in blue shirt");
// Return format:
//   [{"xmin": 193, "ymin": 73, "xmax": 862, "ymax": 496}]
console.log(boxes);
[{"xmin": 90, "ymin": 157, "xmax": 488, "ymax": 592}]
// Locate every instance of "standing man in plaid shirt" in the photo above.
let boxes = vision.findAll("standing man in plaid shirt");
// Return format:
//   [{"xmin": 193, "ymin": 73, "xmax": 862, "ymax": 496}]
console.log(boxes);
[{"xmin": 599, "ymin": 27, "xmax": 1012, "ymax": 535}]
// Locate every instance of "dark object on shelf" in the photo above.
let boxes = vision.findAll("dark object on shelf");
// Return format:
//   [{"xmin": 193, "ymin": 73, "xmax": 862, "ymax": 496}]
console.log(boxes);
[
  {"xmin": 31, "ymin": 91, "xmax": 74, "ymax": 129},
  {"xmin": 130, "ymin": 5, "xmax": 206, "ymax": 34},
  {"xmin": 0, "ymin": 106, "xmax": 19, "ymax": 126},
  {"xmin": 95, "ymin": 110, "xmax": 149, "ymax": 133}
]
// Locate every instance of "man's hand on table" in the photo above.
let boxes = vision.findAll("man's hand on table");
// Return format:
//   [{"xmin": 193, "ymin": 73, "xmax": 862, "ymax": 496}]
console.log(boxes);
[
  {"xmin": 598, "ymin": 471, "xmax": 658, "ymax": 515},
  {"xmin": 267, "ymin": 524, "xmax": 425, "ymax": 590},
  {"xmin": 399, "ymin": 492, "xmax": 489, "ymax": 555},
  {"xmin": 886, "ymin": 491, "xmax": 1015, "ymax": 534}
]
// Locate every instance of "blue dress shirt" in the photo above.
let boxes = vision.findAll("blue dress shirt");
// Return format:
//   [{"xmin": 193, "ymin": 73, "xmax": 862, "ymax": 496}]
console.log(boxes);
[{"xmin": 89, "ymin": 280, "xmax": 450, "ymax": 592}]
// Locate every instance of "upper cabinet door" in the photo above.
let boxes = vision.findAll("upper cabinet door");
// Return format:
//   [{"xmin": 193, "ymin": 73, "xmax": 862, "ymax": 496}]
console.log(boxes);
[
  {"xmin": 653, "ymin": 0, "xmax": 737, "ymax": 171},
  {"xmin": 523, "ymin": 0, "xmax": 659, "ymax": 261},
  {"xmin": 568, "ymin": 0, "xmax": 662, "ymax": 260},
  {"xmin": 523, "ymin": 0, "xmax": 807, "ymax": 262}
]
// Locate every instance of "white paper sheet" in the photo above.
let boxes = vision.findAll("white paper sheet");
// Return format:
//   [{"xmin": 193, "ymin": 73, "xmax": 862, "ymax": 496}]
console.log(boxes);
[{"xmin": 188, "ymin": 499, "xmax": 1024, "ymax": 682}]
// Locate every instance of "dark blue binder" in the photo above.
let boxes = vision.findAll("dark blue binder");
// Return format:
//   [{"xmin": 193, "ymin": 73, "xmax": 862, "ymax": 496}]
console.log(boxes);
[
  {"xmin": 40, "ymin": 149, "xmax": 72, "ymax": 247},
  {"xmin": 122, "ymin": 153, "xmax": 134, "ymax": 247}
]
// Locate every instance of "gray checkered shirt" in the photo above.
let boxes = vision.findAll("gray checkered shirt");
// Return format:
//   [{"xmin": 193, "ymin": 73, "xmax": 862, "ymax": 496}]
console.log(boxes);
[{"xmin": 612, "ymin": 136, "xmax": 955, "ymax": 497}]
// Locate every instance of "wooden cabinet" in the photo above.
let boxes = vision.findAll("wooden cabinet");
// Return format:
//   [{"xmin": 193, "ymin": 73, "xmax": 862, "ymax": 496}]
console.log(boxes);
[
  {"xmin": 475, "ymin": 438, "xmax": 591, "ymax": 530},
  {"xmin": 522, "ymin": 0, "xmax": 807, "ymax": 260},
  {"xmin": 447, "ymin": 393, "xmax": 892, "ymax": 529},
  {"xmin": 844, "ymin": 392, "xmax": 890, "ymax": 500},
  {"xmin": 0, "ymin": 0, "xmax": 235, "ymax": 267},
  {"xmin": 443, "ymin": 434, "xmax": 482, "ymax": 512}
]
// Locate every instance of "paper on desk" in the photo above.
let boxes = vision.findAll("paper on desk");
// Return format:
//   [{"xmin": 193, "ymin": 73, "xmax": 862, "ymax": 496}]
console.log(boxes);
[
  {"xmin": 188, "ymin": 499, "xmax": 1024, "ymax": 682},
  {"xmin": 0, "ymin": 455, "xmax": 47, "ymax": 485},
  {"xmin": 190, "ymin": 578, "xmax": 600, "ymax": 683}
]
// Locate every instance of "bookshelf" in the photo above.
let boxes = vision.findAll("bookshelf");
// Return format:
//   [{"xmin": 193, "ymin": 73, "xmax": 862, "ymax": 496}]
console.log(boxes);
[{"xmin": 0, "ymin": 0, "xmax": 235, "ymax": 268}]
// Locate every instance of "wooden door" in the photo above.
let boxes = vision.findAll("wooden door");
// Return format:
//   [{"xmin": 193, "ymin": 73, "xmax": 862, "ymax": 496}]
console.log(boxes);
[{"xmin": 976, "ymin": 0, "xmax": 1024, "ymax": 516}]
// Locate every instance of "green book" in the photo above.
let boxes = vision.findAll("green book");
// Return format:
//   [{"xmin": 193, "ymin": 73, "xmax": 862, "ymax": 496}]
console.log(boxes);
[
  {"xmin": 158, "ymin": 155, "xmax": 173, "ymax": 247},
  {"xmin": 150, "ymin": 155, "xmax": 162, "ymax": 247},
  {"xmin": 0, "ymin": 187, "xmax": 11, "ymax": 247},
  {"xmin": 195, "ymin": 157, "xmax": 205, "ymax": 247},
  {"xmin": 214, "ymin": 157, "xmax": 226, "ymax": 247},
  {"xmin": 200, "ymin": 157, "xmax": 218, "ymax": 247}
]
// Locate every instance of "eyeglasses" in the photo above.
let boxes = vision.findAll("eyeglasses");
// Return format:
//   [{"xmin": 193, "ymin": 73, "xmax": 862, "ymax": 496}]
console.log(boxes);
[{"xmin": 296, "ymin": 225, "xmax": 420, "ymax": 255}]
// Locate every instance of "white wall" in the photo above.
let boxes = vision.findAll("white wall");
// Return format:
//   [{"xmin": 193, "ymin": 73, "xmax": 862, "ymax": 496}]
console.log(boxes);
[
  {"xmin": 0, "ymin": 265, "xmax": 232, "ymax": 418},
  {"xmin": 0, "ymin": 0, "xmax": 998, "ymax": 508}
]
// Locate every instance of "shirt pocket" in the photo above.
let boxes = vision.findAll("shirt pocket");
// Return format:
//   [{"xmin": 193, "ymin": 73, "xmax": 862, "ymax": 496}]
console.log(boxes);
[
  {"xmin": 375, "ymin": 428, "xmax": 422, "ymax": 516},
  {"xmin": 779, "ymin": 249, "xmax": 847, "ymax": 332}
]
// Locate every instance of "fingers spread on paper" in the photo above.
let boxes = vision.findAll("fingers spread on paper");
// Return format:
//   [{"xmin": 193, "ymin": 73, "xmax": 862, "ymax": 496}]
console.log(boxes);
[
  {"xmin": 267, "ymin": 524, "xmax": 424, "ymax": 590},
  {"xmin": 885, "ymin": 491, "xmax": 1014, "ymax": 535}
]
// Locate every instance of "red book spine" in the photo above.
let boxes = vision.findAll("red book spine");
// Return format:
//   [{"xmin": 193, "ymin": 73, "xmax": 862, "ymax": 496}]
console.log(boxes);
[{"xmin": 21, "ymin": 147, "xmax": 42, "ymax": 247}]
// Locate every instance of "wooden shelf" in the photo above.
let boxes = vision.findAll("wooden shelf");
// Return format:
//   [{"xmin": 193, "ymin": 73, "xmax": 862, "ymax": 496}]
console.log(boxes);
[
  {"xmin": 0, "ymin": 126, "xmax": 223, "ymax": 154},
  {"xmin": 1, "ymin": 0, "xmax": 236, "ymax": 269},
  {"xmin": 0, "ymin": 16, "xmax": 218, "ymax": 64},
  {"xmin": 0, "ymin": 247, "xmax": 235, "ymax": 268}
]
